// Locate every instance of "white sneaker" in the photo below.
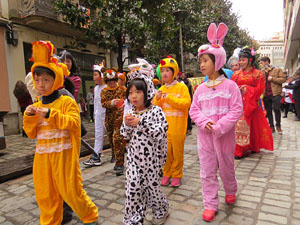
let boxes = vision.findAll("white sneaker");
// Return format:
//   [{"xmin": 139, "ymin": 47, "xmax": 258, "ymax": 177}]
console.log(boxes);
[{"xmin": 83, "ymin": 157, "xmax": 101, "ymax": 166}]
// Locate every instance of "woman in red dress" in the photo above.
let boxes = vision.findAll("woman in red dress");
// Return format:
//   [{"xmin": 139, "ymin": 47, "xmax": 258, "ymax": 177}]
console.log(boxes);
[{"xmin": 231, "ymin": 47, "xmax": 273, "ymax": 159}]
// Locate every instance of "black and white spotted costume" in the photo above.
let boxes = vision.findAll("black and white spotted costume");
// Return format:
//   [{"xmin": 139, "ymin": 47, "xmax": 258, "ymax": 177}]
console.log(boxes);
[
  {"xmin": 120, "ymin": 58, "xmax": 169, "ymax": 225},
  {"xmin": 121, "ymin": 105, "xmax": 169, "ymax": 224}
]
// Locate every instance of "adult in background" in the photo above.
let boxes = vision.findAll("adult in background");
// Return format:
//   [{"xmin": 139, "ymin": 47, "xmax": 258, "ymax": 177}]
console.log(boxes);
[
  {"xmin": 59, "ymin": 50, "xmax": 82, "ymax": 101},
  {"xmin": 231, "ymin": 47, "xmax": 273, "ymax": 159},
  {"xmin": 13, "ymin": 80, "xmax": 33, "ymax": 137},
  {"xmin": 227, "ymin": 56, "xmax": 240, "ymax": 73},
  {"xmin": 260, "ymin": 57, "xmax": 286, "ymax": 134},
  {"xmin": 285, "ymin": 69, "xmax": 300, "ymax": 121}
]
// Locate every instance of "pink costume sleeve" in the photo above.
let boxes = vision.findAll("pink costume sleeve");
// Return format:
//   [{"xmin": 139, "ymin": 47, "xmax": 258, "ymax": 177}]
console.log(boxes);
[
  {"xmin": 69, "ymin": 76, "xmax": 82, "ymax": 101},
  {"xmin": 213, "ymin": 82, "xmax": 243, "ymax": 137},
  {"xmin": 189, "ymin": 87, "xmax": 211, "ymax": 131}
]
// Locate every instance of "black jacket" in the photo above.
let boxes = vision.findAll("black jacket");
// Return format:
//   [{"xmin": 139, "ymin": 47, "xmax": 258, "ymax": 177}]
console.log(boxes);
[{"xmin": 285, "ymin": 77, "xmax": 300, "ymax": 101}]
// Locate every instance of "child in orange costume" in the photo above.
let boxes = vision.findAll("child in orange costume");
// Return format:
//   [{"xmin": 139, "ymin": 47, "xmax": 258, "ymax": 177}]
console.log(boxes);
[
  {"xmin": 153, "ymin": 56, "xmax": 191, "ymax": 187},
  {"xmin": 23, "ymin": 41, "xmax": 98, "ymax": 225}
]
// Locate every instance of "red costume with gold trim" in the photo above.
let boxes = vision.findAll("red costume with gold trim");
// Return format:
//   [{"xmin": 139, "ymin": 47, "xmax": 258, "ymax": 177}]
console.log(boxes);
[{"xmin": 231, "ymin": 67, "xmax": 273, "ymax": 157}]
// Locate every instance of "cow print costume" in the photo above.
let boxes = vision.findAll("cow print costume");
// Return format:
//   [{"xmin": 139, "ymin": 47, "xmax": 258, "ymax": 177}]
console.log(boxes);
[{"xmin": 120, "ymin": 58, "xmax": 169, "ymax": 224}]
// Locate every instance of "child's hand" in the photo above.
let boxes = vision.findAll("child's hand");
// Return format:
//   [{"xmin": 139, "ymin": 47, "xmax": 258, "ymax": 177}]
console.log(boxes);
[
  {"xmin": 156, "ymin": 90, "xmax": 162, "ymax": 100},
  {"xmin": 116, "ymin": 99, "xmax": 124, "ymax": 108},
  {"xmin": 205, "ymin": 121, "xmax": 216, "ymax": 132},
  {"xmin": 111, "ymin": 99, "xmax": 123, "ymax": 107},
  {"xmin": 162, "ymin": 93, "xmax": 168, "ymax": 99},
  {"xmin": 124, "ymin": 114, "xmax": 139, "ymax": 127},
  {"xmin": 130, "ymin": 117, "xmax": 140, "ymax": 127},
  {"xmin": 124, "ymin": 114, "xmax": 132, "ymax": 126},
  {"xmin": 25, "ymin": 105, "xmax": 37, "ymax": 116},
  {"xmin": 240, "ymin": 85, "xmax": 247, "ymax": 95},
  {"xmin": 36, "ymin": 107, "xmax": 49, "ymax": 118}
]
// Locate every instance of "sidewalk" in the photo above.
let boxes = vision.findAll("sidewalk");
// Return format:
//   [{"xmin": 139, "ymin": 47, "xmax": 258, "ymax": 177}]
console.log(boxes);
[{"xmin": 0, "ymin": 115, "xmax": 300, "ymax": 224}]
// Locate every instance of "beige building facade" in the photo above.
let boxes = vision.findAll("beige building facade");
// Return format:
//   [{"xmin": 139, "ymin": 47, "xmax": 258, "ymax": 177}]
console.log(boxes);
[
  {"xmin": 257, "ymin": 32, "xmax": 285, "ymax": 69},
  {"xmin": 0, "ymin": 0, "xmax": 110, "ymax": 144},
  {"xmin": 284, "ymin": 0, "xmax": 300, "ymax": 74}
]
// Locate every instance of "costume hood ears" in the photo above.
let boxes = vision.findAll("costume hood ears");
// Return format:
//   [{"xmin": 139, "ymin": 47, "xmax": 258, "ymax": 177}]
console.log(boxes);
[
  {"xmin": 93, "ymin": 60, "xmax": 106, "ymax": 78},
  {"xmin": 207, "ymin": 22, "xmax": 228, "ymax": 46},
  {"xmin": 30, "ymin": 40, "xmax": 70, "ymax": 96}
]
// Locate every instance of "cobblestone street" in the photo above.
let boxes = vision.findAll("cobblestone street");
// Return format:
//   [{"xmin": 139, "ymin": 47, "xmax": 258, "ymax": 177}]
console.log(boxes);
[{"xmin": 0, "ymin": 116, "xmax": 300, "ymax": 225}]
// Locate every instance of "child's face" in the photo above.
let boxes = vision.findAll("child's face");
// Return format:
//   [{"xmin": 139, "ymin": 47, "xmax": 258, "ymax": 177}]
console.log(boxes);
[
  {"xmin": 63, "ymin": 58, "xmax": 72, "ymax": 71},
  {"xmin": 118, "ymin": 78, "xmax": 125, "ymax": 87},
  {"xmin": 129, "ymin": 85, "xmax": 145, "ymax": 111},
  {"xmin": 161, "ymin": 67, "xmax": 174, "ymax": 84},
  {"xmin": 93, "ymin": 71, "xmax": 104, "ymax": 85},
  {"xmin": 33, "ymin": 73, "xmax": 55, "ymax": 96},
  {"xmin": 107, "ymin": 80, "xmax": 117, "ymax": 88},
  {"xmin": 199, "ymin": 54, "xmax": 215, "ymax": 76}
]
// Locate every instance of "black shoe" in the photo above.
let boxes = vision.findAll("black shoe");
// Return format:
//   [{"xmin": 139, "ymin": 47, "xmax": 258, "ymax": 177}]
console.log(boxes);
[
  {"xmin": 115, "ymin": 166, "xmax": 124, "ymax": 176},
  {"xmin": 111, "ymin": 156, "xmax": 115, "ymax": 163},
  {"xmin": 62, "ymin": 202, "xmax": 73, "ymax": 224},
  {"xmin": 283, "ymin": 115, "xmax": 287, "ymax": 118},
  {"xmin": 234, "ymin": 156, "xmax": 242, "ymax": 160}
]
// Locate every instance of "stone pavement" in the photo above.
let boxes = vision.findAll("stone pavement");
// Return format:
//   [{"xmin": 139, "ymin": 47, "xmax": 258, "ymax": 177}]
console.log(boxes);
[{"xmin": 0, "ymin": 115, "xmax": 300, "ymax": 225}]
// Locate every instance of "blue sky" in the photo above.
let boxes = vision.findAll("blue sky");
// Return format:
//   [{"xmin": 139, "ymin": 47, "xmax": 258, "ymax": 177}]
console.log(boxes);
[{"xmin": 229, "ymin": 0, "xmax": 284, "ymax": 40}]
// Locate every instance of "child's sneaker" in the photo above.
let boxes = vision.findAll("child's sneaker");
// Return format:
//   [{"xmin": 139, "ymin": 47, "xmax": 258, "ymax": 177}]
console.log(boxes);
[
  {"xmin": 152, "ymin": 209, "xmax": 169, "ymax": 225},
  {"xmin": 115, "ymin": 165, "xmax": 124, "ymax": 176},
  {"xmin": 202, "ymin": 209, "xmax": 216, "ymax": 222},
  {"xmin": 170, "ymin": 178, "xmax": 181, "ymax": 187},
  {"xmin": 161, "ymin": 176, "xmax": 170, "ymax": 186},
  {"xmin": 83, "ymin": 157, "xmax": 101, "ymax": 166},
  {"xmin": 225, "ymin": 194, "xmax": 236, "ymax": 205}
]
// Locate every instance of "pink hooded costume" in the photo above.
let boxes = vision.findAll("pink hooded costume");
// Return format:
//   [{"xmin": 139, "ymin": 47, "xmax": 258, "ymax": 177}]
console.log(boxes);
[{"xmin": 189, "ymin": 23, "xmax": 243, "ymax": 211}]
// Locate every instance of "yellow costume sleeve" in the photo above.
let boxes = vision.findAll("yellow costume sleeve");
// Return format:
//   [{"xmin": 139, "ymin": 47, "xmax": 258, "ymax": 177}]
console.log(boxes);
[
  {"xmin": 153, "ymin": 95, "xmax": 163, "ymax": 107},
  {"xmin": 46, "ymin": 97, "xmax": 80, "ymax": 131},
  {"xmin": 23, "ymin": 113, "xmax": 40, "ymax": 139},
  {"xmin": 165, "ymin": 84, "xmax": 191, "ymax": 110}
]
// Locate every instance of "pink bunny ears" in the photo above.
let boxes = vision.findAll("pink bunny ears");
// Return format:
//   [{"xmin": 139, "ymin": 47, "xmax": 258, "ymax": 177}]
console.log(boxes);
[
  {"xmin": 197, "ymin": 22, "xmax": 228, "ymax": 72},
  {"xmin": 207, "ymin": 22, "xmax": 228, "ymax": 46}
]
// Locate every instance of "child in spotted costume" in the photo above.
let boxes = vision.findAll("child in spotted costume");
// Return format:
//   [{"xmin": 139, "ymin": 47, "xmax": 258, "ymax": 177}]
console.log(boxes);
[
  {"xmin": 121, "ymin": 58, "xmax": 169, "ymax": 225},
  {"xmin": 101, "ymin": 68, "xmax": 126, "ymax": 176}
]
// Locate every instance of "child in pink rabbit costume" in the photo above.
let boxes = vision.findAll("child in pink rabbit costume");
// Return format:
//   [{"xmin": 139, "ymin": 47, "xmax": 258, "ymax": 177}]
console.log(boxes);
[{"xmin": 189, "ymin": 23, "xmax": 243, "ymax": 222}]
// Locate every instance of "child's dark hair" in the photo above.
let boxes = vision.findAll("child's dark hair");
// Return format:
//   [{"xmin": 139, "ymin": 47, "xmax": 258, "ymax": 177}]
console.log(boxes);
[
  {"xmin": 260, "ymin": 56, "xmax": 271, "ymax": 64},
  {"xmin": 126, "ymin": 78, "xmax": 152, "ymax": 108},
  {"xmin": 13, "ymin": 80, "xmax": 30, "ymax": 99},
  {"xmin": 33, "ymin": 66, "xmax": 55, "ymax": 78},
  {"xmin": 59, "ymin": 50, "xmax": 80, "ymax": 75},
  {"xmin": 207, "ymin": 54, "xmax": 227, "ymax": 78}
]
